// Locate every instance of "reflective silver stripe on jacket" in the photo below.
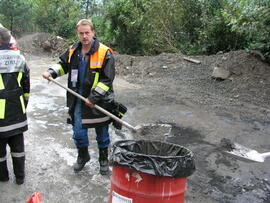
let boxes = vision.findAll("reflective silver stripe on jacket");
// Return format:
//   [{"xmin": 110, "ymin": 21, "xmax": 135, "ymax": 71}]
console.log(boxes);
[
  {"xmin": 82, "ymin": 116, "xmax": 110, "ymax": 124},
  {"xmin": 91, "ymin": 61, "xmax": 102, "ymax": 66},
  {"xmin": 0, "ymin": 156, "xmax": 7, "ymax": 162},
  {"xmin": 0, "ymin": 50, "xmax": 25, "ymax": 73},
  {"xmin": 50, "ymin": 64, "xmax": 65, "ymax": 76},
  {"xmin": 0, "ymin": 120, "xmax": 27, "ymax": 132},
  {"xmin": 94, "ymin": 86, "xmax": 107, "ymax": 95},
  {"xmin": 11, "ymin": 152, "xmax": 25, "ymax": 158}
]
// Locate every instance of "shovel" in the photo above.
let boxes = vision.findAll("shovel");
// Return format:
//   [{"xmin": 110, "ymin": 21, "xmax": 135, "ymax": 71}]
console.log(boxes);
[
  {"xmin": 224, "ymin": 142, "xmax": 270, "ymax": 163},
  {"xmin": 46, "ymin": 77, "xmax": 137, "ymax": 132}
]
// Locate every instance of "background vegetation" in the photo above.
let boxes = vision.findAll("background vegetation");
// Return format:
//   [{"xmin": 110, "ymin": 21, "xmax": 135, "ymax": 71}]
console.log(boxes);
[{"xmin": 0, "ymin": 0, "xmax": 269, "ymax": 62}]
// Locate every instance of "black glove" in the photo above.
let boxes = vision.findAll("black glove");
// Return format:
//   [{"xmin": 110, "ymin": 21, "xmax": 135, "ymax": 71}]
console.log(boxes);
[{"xmin": 110, "ymin": 101, "xmax": 127, "ymax": 130}]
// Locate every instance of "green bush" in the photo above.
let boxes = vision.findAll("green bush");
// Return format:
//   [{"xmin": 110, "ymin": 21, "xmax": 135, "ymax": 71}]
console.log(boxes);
[
  {"xmin": 1, "ymin": 0, "xmax": 268, "ymax": 63},
  {"xmin": 222, "ymin": 0, "xmax": 270, "ymax": 62}
]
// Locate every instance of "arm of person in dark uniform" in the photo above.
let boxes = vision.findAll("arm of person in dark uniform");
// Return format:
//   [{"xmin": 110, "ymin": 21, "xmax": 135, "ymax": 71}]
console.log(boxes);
[
  {"xmin": 43, "ymin": 49, "xmax": 70, "ymax": 79},
  {"xmin": 88, "ymin": 50, "xmax": 115, "ymax": 104},
  {"xmin": 22, "ymin": 63, "xmax": 30, "ymax": 108}
]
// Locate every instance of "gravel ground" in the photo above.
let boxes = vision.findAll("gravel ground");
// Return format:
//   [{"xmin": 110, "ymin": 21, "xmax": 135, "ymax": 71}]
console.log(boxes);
[{"xmin": 0, "ymin": 34, "xmax": 269, "ymax": 202}]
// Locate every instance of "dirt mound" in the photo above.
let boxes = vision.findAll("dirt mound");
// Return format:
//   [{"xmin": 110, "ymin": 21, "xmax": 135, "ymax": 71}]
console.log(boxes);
[
  {"xmin": 18, "ymin": 33, "xmax": 50, "ymax": 56},
  {"xmin": 18, "ymin": 33, "xmax": 270, "ymax": 111},
  {"xmin": 115, "ymin": 51, "xmax": 269, "ymax": 80},
  {"xmin": 115, "ymin": 50, "xmax": 270, "ymax": 116},
  {"xmin": 17, "ymin": 33, "xmax": 69, "ymax": 59},
  {"xmin": 202, "ymin": 50, "xmax": 270, "ymax": 79},
  {"xmin": 18, "ymin": 33, "xmax": 269, "ymax": 81}
]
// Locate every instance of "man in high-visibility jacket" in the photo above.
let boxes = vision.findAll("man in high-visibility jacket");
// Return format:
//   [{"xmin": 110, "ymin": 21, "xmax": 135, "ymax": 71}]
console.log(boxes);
[
  {"xmin": 0, "ymin": 27, "xmax": 30, "ymax": 185},
  {"xmin": 42, "ymin": 19, "xmax": 115, "ymax": 175}
]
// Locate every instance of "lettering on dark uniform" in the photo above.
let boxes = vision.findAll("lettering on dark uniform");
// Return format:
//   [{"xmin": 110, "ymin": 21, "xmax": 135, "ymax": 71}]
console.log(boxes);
[{"xmin": 0, "ymin": 55, "xmax": 20, "ymax": 66}]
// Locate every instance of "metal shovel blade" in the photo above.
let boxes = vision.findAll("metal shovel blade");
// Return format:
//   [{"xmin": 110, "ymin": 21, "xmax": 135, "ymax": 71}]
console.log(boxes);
[{"xmin": 224, "ymin": 143, "xmax": 270, "ymax": 163}]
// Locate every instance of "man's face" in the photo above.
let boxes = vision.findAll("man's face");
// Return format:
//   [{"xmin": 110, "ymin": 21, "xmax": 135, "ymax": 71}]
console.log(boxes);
[{"xmin": 77, "ymin": 25, "xmax": 95, "ymax": 46}]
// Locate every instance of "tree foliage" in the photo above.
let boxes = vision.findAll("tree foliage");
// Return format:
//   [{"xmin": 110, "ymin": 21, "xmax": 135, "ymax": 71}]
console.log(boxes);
[
  {"xmin": 100, "ymin": 0, "xmax": 147, "ymax": 54},
  {"xmin": 0, "ymin": 0, "xmax": 33, "ymax": 36},
  {"xmin": 32, "ymin": 0, "xmax": 81, "ymax": 38},
  {"xmin": 222, "ymin": 0, "xmax": 270, "ymax": 61},
  {"xmin": 0, "ymin": 0, "xmax": 269, "ymax": 62},
  {"xmin": 142, "ymin": 0, "xmax": 202, "ymax": 54}
]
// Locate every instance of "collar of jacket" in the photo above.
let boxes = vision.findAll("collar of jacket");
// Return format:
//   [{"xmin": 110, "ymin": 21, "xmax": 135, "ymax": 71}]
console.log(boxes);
[
  {"xmin": 71, "ymin": 37, "xmax": 99, "ymax": 56},
  {"xmin": 0, "ymin": 44, "xmax": 12, "ymax": 50}
]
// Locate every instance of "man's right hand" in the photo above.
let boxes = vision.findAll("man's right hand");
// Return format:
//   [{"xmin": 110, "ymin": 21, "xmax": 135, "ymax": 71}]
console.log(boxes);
[
  {"xmin": 85, "ymin": 98, "xmax": 95, "ymax": 108},
  {"xmin": 42, "ymin": 72, "xmax": 51, "ymax": 79}
]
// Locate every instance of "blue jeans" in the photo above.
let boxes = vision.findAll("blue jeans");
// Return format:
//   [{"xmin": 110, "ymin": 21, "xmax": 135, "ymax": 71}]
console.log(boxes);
[{"xmin": 72, "ymin": 100, "xmax": 110, "ymax": 148}]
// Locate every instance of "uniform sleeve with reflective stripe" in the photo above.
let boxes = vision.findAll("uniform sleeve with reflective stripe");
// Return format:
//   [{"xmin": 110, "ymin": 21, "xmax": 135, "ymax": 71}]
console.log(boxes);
[
  {"xmin": 94, "ymin": 82, "xmax": 110, "ymax": 96},
  {"xmin": 48, "ymin": 48, "xmax": 70, "ymax": 79},
  {"xmin": 88, "ymin": 51, "xmax": 115, "ymax": 104},
  {"xmin": 48, "ymin": 64, "xmax": 66, "ymax": 78}
]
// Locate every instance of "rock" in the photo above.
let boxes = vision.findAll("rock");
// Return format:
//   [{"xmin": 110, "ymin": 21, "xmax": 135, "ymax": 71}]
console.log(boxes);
[
  {"xmin": 42, "ymin": 40, "xmax": 52, "ymax": 51},
  {"xmin": 216, "ymin": 51, "xmax": 223, "ymax": 55},
  {"xmin": 249, "ymin": 50, "xmax": 265, "ymax": 61},
  {"xmin": 211, "ymin": 66, "xmax": 231, "ymax": 79},
  {"xmin": 220, "ymin": 138, "xmax": 236, "ymax": 151}
]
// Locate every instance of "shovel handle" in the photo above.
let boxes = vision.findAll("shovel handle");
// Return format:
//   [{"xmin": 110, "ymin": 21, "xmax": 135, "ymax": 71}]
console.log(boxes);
[
  {"xmin": 261, "ymin": 152, "xmax": 270, "ymax": 159},
  {"xmin": 47, "ymin": 77, "xmax": 137, "ymax": 132}
]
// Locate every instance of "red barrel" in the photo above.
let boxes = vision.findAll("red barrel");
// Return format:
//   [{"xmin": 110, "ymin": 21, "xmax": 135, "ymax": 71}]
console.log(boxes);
[{"xmin": 110, "ymin": 165, "xmax": 187, "ymax": 203}]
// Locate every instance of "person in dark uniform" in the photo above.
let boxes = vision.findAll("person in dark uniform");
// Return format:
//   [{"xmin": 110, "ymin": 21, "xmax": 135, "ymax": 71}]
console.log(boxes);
[
  {"xmin": 42, "ymin": 19, "xmax": 115, "ymax": 175},
  {"xmin": 0, "ymin": 27, "xmax": 30, "ymax": 185}
]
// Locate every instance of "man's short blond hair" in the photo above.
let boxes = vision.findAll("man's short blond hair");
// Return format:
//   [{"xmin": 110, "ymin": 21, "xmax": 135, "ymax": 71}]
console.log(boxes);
[{"xmin": 76, "ymin": 19, "xmax": 94, "ymax": 30}]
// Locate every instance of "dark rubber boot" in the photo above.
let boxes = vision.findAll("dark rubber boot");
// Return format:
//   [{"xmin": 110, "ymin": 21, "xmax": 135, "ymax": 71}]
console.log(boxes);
[
  {"xmin": 12, "ymin": 156, "xmax": 25, "ymax": 185},
  {"xmin": 0, "ymin": 160, "xmax": 9, "ymax": 182},
  {"xmin": 73, "ymin": 147, "xmax": 90, "ymax": 172},
  {"xmin": 99, "ymin": 148, "xmax": 109, "ymax": 175}
]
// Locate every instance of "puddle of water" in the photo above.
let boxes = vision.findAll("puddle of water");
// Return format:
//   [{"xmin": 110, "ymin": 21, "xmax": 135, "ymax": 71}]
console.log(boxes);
[
  {"xmin": 28, "ymin": 95, "xmax": 59, "ymax": 111},
  {"xmin": 51, "ymin": 142, "xmax": 77, "ymax": 166},
  {"xmin": 242, "ymin": 119, "xmax": 270, "ymax": 127}
]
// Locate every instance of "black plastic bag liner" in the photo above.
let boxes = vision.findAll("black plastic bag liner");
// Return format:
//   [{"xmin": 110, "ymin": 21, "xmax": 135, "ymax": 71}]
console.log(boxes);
[{"xmin": 110, "ymin": 140, "xmax": 196, "ymax": 178}]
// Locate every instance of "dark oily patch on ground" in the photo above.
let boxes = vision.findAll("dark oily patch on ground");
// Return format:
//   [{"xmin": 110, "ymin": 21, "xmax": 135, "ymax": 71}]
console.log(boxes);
[
  {"xmin": 165, "ymin": 124, "xmax": 205, "ymax": 146},
  {"xmin": 135, "ymin": 123, "xmax": 172, "ymax": 140},
  {"xmin": 115, "ymin": 122, "xmax": 205, "ymax": 146}
]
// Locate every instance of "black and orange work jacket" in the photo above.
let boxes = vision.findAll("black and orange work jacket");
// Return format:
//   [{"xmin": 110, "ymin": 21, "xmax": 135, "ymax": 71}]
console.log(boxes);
[{"xmin": 48, "ymin": 39, "xmax": 115, "ymax": 128}]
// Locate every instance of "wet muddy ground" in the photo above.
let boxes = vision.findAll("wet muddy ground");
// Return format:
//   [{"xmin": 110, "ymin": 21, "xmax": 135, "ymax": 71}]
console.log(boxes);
[{"xmin": 0, "ymin": 54, "xmax": 270, "ymax": 203}]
